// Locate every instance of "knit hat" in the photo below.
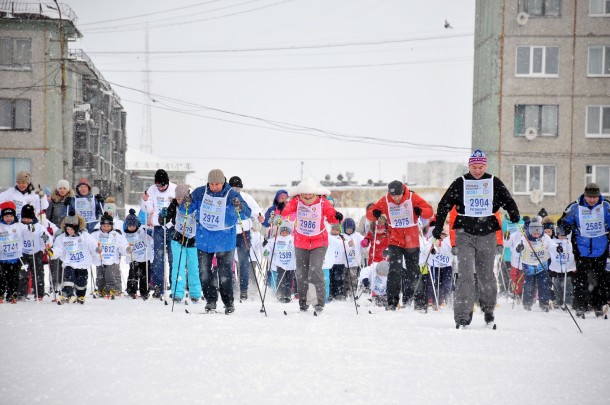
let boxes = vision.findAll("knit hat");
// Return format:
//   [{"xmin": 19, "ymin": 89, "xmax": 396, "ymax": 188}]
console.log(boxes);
[
  {"xmin": 103, "ymin": 203, "xmax": 116, "ymax": 215},
  {"xmin": 542, "ymin": 216, "xmax": 555, "ymax": 230},
  {"xmin": 279, "ymin": 220, "xmax": 293, "ymax": 235},
  {"xmin": 229, "ymin": 176, "xmax": 243, "ymax": 188},
  {"xmin": 76, "ymin": 177, "xmax": 91, "ymax": 191},
  {"xmin": 528, "ymin": 216, "xmax": 543, "ymax": 234},
  {"xmin": 387, "ymin": 180, "xmax": 404, "ymax": 196},
  {"xmin": 343, "ymin": 218, "xmax": 356, "ymax": 233},
  {"xmin": 208, "ymin": 169, "xmax": 225, "ymax": 184},
  {"xmin": 555, "ymin": 225, "xmax": 567, "ymax": 236},
  {"xmin": 1, "ymin": 201, "xmax": 17, "ymax": 218},
  {"xmin": 376, "ymin": 261, "xmax": 390, "ymax": 277},
  {"xmin": 100, "ymin": 212, "xmax": 113, "ymax": 226},
  {"xmin": 57, "ymin": 179, "xmax": 69, "ymax": 190},
  {"xmin": 175, "ymin": 184, "xmax": 190, "ymax": 200},
  {"xmin": 16, "ymin": 170, "xmax": 31, "ymax": 184},
  {"xmin": 154, "ymin": 169, "xmax": 169, "ymax": 186},
  {"xmin": 537, "ymin": 208, "xmax": 548, "ymax": 218},
  {"xmin": 124, "ymin": 208, "xmax": 140, "ymax": 230},
  {"xmin": 21, "ymin": 204, "xmax": 36, "ymax": 220},
  {"xmin": 63, "ymin": 212, "xmax": 80, "ymax": 232},
  {"xmin": 331, "ymin": 223, "xmax": 341, "ymax": 232},
  {"xmin": 584, "ymin": 183, "xmax": 600, "ymax": 197},
  {"xmin": 468, "ymin": 149, "xmax": 487, "ymax": 166}
]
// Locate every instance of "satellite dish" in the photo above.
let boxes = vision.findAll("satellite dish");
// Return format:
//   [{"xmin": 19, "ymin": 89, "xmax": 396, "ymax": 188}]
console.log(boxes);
[
  {"xmin": 530, "ymin": 189, "xmax": 544, "ymax": 205},
  {"xmin": 516, "ymin": 12, "xmax": 529, "ymax": 26},
  {"xmin": 524, "ymin": 127, "xmax": 538, "ymax": 141}
]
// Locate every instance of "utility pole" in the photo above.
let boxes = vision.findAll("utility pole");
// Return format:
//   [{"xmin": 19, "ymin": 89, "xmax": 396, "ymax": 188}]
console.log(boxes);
[{"xmin": 53, "ymin": 0, "xmax": 68, "ymax": 179}]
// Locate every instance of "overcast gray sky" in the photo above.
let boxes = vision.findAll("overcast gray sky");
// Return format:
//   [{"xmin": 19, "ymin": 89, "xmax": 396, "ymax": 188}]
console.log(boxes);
[{"xmin": 68, "ymin": 0, "xmax": 476, "ymax": 187}]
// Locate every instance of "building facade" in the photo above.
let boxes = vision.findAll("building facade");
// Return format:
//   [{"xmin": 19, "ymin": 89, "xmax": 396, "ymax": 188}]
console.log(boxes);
[
  {"xmin": 0, "ymin": 3, "xmax": 127, "ymax": 208},
  {"xmin": 473, "ymin": 0, "xmax": 610, "ymax": 215}
]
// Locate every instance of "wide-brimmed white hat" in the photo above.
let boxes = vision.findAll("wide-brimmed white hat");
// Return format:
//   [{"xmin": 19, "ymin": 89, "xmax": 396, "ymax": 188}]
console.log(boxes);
[{"xmin": 288, "ymin": 177, "xmax": 330, "ymax": 197}]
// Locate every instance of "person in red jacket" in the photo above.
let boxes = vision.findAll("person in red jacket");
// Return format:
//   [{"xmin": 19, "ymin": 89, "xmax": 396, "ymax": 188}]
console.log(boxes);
[
  {"xmin": 278, "ymin": 177, "xmax": 342, "ymax": 314},
  {"xmin": 361, "ymin": 214, "xmax": 390, "ymax": 265},
  {"xmin": 366, "ymin": 180, "xmax": 434, "ymax": 310}
]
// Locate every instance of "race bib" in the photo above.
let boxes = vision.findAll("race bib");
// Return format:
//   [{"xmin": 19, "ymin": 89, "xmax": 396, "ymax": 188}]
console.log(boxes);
[
  {"xmin": 199, "ymin": 189, "xmax": 229, "ymax": 231},
  {"xmin": 578, "ymin": 205, "xmax": 606, "ymax": 238},
  {"xmin": 296, "ymin": 201, "xmax": 322, "ymax": 236},
  {"xmin": 386, "ymin": 196, "xmax": 416, "ymax": 228},
  {"xmin": 463, "ymin": 177, "xmax": 493, "ymax": 217},
  {"xmin": 175, "ymin": 210, "xmax": 197, "ymax": 238},
  {"xmin": 75, "ymin": 196, "xmax": 96, "ymax": 223}
]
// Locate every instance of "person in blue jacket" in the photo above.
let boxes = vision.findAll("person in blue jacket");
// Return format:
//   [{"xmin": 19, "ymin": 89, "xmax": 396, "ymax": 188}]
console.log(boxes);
[
  {"xmin": 190, "ymin": 169, "xmax": 250, "ymax": 314},
  {"xmin": 558, "ymin": 183, "xmax": 610, "ymax": 318},
  {"xmin": 262, "ymin": 189, "xmax": 288, "ymax": 229}
]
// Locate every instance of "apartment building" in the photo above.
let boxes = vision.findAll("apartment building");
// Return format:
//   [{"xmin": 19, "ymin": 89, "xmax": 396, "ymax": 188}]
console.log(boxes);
[{"xmin": 472, "ymin": 0, "xmax": 610, "ymax": 215}]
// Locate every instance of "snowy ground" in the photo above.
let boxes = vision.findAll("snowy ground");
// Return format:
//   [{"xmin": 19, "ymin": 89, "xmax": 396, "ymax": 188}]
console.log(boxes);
[{"xmin": 1, "ymin": 288, "xmax": 608, "ymax": 405}]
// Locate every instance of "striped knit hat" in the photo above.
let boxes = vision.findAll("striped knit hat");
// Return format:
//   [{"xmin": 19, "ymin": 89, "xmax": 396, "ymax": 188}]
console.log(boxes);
[{"xmin": 468, "ymin": 150, "xmax": 487, "ymax": 166}]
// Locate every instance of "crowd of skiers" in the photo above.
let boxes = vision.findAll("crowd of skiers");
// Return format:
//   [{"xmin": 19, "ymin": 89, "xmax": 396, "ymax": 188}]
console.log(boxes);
[{"xmin": 1, "ymin": 150, "xmax": 609, "ymax": 325}]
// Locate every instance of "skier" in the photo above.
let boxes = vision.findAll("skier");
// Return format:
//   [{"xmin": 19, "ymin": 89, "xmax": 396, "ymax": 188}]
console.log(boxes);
[
  {"xmin": 168, "ymin": 185, "xmax": 202, "ymax": 303},
  {"xmin": 277, "ymin": 177, "xmax": 342, "ymax": 313},
  {"xmin": 547, "ymin": 225, "xmax": 576, "ymax": 308},
  {"xmin": 432, "ymin": 150, "xmax": 520, "ymax": 328},
  {"xmin": 50, "ymin": 210, "xmax": 98, "ymax": 304},
  {"xmin": 358, "ymin": 260, "xmax": 390, "ymax": 307},
  {"xmin": 420, "ymin": 226, "xmax": 454, "ymax": 307},
  {"xmin": 361, "ymin": 214, "xmax": 389, "ymax": 265},
  {"xmin": 17, "ymin": 204, "xmax": 51, "ymax": 301},
  {"xmin": 66, "ymin": 177, "xmax": 104, "ymax": 233},
  {"xmin": 0, "ymin": 171, "xmax": 48, "ymax": 221},
  {"xmin": 263, "ymin": 220, "xmax": 296, "ymax": 303},
  {"xmin": 229, "ymin": 176, "xmax": 264, "ymax": 301},
  {"xmin": 328, "ymin": 223, "xmax": 347, "ymax": 300},
  {"xmin": 123, "ymin": 209, "xmax": 153, "ymax": 300},
  {"xmin": 514, "ymin": 216, "xmax": 553, "ymax": 312},
  {"xmin": 46, "ymin": 179, "xmax": 73, "ymax": 293},
  {"xmin": 141, "ymin": 169, "xmax": 177, "ymax": 298},
  {"xmin": 191, "ymin": 169, "xmax": 250, "ymax": 314},
  {"xmin": 366, "ymin": 180, "xmax": 434, "ymax": 311},
  {"xmin": 90, "ymin": 212, "xmax": 128, "ymax": 298},
  {"xmin": 501, "ymin": 215, "xmax": 524, "ymax": 298},
  {"xmin": 557, "ymin": 183, "xmax": 610, "ymax": 318},
  {"xmin": 0, "ymin": 202, "xmax": 24, "ymax": 303}
]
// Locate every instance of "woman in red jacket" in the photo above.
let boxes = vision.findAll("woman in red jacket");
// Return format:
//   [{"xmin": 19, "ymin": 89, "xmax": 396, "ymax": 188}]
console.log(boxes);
[
  {"xmin": 366, "ymin": 180, "xmax": 433, "ymax": 311},
  {"xmin": 278, "ymin": 177, "xmax": 342, "ymax": 313}
]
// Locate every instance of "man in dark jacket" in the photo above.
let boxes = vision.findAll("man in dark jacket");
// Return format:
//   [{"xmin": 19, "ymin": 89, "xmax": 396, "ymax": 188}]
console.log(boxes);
[{"xmin": 432, "ymin": 150, "xmax": 520, "ymax": 328}]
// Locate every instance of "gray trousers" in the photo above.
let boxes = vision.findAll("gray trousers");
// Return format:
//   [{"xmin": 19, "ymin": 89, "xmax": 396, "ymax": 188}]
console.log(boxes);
[
  {"xmin": 96, "ymin": 263, "xmax": 122, "ymax": 292},
  {"xmin": 454, "ymin": 231, "xmax": 497, "ymax": 323},
  {"xmin": 295, "ymin": 246, "xmax": 327, "ymax": 308}
]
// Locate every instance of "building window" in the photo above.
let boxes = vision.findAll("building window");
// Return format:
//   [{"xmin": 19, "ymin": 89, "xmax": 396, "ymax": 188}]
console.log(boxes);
[
  {"xmin": 516, "ymin": 46, "xmax": 559, "ymax": 76},
  {"xmin": 586, "ymin": 165, "xmax": 610, "ymax": 194},
  {"xmin": 514, "ymin": 105, "xmax": 558, "ymax": 137},
  {"xmin": 588, "ymin": 46, "xmax": 610, "ymax": 76},
  {"xmin": 0, "ymin": 158, "xmax": 31, "ymax": 189},
  {"xmin": 513, "ymin": 164, "xmax": 556, "ymax": 195},
  {"xmin": 519, "ymin": 0, "xmax": 561, "ymax": 16},
  {"xmin": 590, "ymin": 0, "xmax": 610, "ymax": 16},
  {"xmin": 0, "ymin": 38, "xmax": 32, "ymax": 70},
  {"xmin": 586, "ymin": 106, "xmax": 610, "ymax": 137},
  {"xmin": 0, "ymin": 99, "xmax": 31, "ymax": 130}
]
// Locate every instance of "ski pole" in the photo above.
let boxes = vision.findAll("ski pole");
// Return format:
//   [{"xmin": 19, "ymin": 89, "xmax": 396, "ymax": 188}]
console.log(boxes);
[
  {"xmin": 339, "ymin": 225, "xmax": 358, "ymax": 315},
  {"xmin": 517, "ymin": 223, "xmax": 582, "ymax": 333},
  {"xmin": 163, "ymin": 214, "xmax": 168, "ymax": 301},
  {"xmin": 261, "ymin": 217, "xmax": 281, "ymax": 310},
  {"xmin": 428, "ymin": 254, "xmax": 439, "ymax": 310},
  {"xmin": 413, "ymin": 238, "xmax": 437, "ymax": 302},
  {"xmin": 171, "ymin": 201, "xmax": 189, "ymax": 312},
  {"xmin": 498, "ymin": 255, "xmax": 509, "ymax": 302},
  {"xmin": 512, "ymin": 252, "xmax": 522, "ymax": 309},
  {"xmin": 234, "ymin": 198, "xmax": 267, "ymax": 316}
]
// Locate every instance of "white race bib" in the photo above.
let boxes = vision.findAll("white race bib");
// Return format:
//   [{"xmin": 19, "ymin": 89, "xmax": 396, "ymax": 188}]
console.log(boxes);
[
  {"xmin": 75, "ymin": 196, "xmax": 96, "ymax": 223},
  {"xmin": 199, "ymin": 189, "xmax": 229, "ymax": 231},
  {"xmin": 386, "ymin": 195, "xmax": 416, "ymax": 228},
  {"xmin": 175, "ymin": 209, "xmax": 197, "ymax": 238},
  {"xmin": 296, "ymin": 201, "xmax": 323, "ymax": 236},
  {"xmin": 0, "ymin": 229, "xmax": 20, "ymax": 260},
  {"xmin": 463, "ymin": 176, "xmax": 494, "ymax": 217},
  {"xmin": 578, "ymin": 205, "xmax": 606, "ymax": 238}
]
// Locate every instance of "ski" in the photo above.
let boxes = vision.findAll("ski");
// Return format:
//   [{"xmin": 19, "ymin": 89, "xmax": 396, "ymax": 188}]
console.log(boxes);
[{"xmin": 185, "ymin": 308, "xmax": 218, "ymax": 315}]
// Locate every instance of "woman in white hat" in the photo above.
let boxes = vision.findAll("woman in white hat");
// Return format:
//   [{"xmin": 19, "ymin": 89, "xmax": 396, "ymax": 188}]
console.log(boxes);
[{"xmin": 277, "ymin": 177, "xmax": 343, "ymax": 313}]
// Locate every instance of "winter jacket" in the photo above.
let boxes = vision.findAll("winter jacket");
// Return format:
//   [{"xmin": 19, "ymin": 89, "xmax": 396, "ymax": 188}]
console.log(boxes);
[
  {"xmin": 363, "ymin": 226, "xmax": 389, "ymax": 265},
  {"xmin": 262, "ymin": 189, "xmax": 289, "ymax": 228},
  {"xmin": 448, "ymin": 207, "xmax": 503, "ymax": 247},
  {"xmin": 0, "ymin": 186, "xmax": 49, "ymax": 221},
  {"xmin": 191, "ymin": 183, "xmax": 250, "ymax": 253},
  {"xmin": 557, "ymin": 194, "xmax": 610, "ymax": 258},
  {"xmin": 47, "ymin": 189, "xmax": 75, "ymax": 228},
  {"xmin": 366, "ymin": 184, "xmax": 433, "ymax": 249},
  {"xmin": 435, "ymin": 173, "xmax": 520, "ymax": 237},
  {"xmin": 171, "ymin": 199, "xmax": 198, "ymax": 248},
  {"xmin": 280, "ymin": 195, "xmax": 338, "ymax": 250}
]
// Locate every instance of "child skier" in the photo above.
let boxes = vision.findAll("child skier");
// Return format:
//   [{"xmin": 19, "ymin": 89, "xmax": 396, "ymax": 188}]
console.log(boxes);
[
  {"xmin": 168, "ymin": 185, "xmax": 202, "ymax": 303},
  {"xmin": 547, "ymin": 225, "xmax": 576, "ymax": 309},
  {"xmin": 263, "ymin": 220, "xmax": 296, "ymax": 303},
  {"xmin": 0, "ymin": 202, "xmax": 23, "ymax": 303},
  {"xmin": 514, "ymin": 216, "xmax": 553, "ymax": 311},
  {"xmin": 358, "ymin": 260, "xmax": 390, "ymax": 307},
  {"xmin": 123, "ymin": 209, "xmax": 153, "ymax": 300},
  {"xmin": 421, "ymin": 227, "xmax": 454, "ymax": 307},
  {"xmin": 91, "ymin": 212, "xmax": 128, "ymax": 298},
  {"xmin": 51, "ymin": 211, "xmax": 98, "ymax": 304},
  {"xmin": 18, "ymin": 204, "xmax": 51, "ymax": 301},
  {"xmin": 328, "ymin": 223, "xmax": 346, "ymax": 300},
  {"xmin": 361, "ymin": 214, "xmax": 389, "ymax": 265},
  {"xmin": 340, "ymin": 219, "xmax": 362, "ymax": 298},
  {"xmin": 69, "ymin": 177, "xmax": 103, "ymax": 233}
]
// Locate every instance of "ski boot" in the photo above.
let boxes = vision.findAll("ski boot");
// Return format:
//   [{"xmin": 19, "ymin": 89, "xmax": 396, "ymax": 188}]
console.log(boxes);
[
  {"xmin": 225, "ymin": 304, "xmax": 235, "ymax": 315},
  {"xmin": 77, "ymin": 296, "xmax": 85, "ymax": 305},
  {"xmin": 205, "ymin": 301, "xmax": 217, "ymax": 313}
]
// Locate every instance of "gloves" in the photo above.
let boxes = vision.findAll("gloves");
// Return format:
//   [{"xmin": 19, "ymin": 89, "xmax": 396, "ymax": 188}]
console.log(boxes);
[
  {"xmin": 556, "ymin": 244, "xmax": 563, "ymax": 254},
  {"xmin": 362, "ymin": 278, "xmax": 370, "ymax": 288},
  {"xmin": 413, "ymin": 206, "xmax": 422, "ymax": 216},
  {"xmin": 36, "ymin": 187, "xmax": 45, "ymax": 197},
  {"xmin": 276, "ymin": 201, "xmax": 286, "ymax": 212},
  {"xmin": 430, "ymin": 246, "xmax": 437, "ymax": 255},
  {"xmin": 431, "ymin": 226, "xmax": 443, "ymax": 240},
  {"xmin": 509, "ymin": 213, "xmax": 520, "ymax": 223},
  {"xmin": 63, "ymin": 196, "xmax": 72, "ymax": 207},
  {"xmin": 232, "ymin": 197, "xmax": 242, "ymax": 211},
  {"xmin": 496, "ymin": 245, "xmax": 503, "ymax": 255},
  {"xmin": 126, "ymin": 246, "xmax": 133, "ymax": 254},
  {"xmin": 372, "ymin": 209, "xmax": 382, "ymax": 219},
  {"xmin": 183, "ymin": 193, "xmax": 192, "ymax": 205},
  {"xmin": 516, "ymin": 242, "xmax": 525, "ymax": 253},
  {"xmin": 360, "ymin": 238, "xmax": 370, "ymax": 248},
  {"xmin": 95, "ymin": 194, "xmax": 104, "ymax": 204},
  {"xmin": 166, "ymin": 203, "xmax": 176, "ymax": 223},
  {"xmin": 451, "ymin": 246, "xmax": 458, "ymax": 256},
  {"xmin": 95, "ymin": 246, "xmax": 102, "ymax": 254},
  {"xmin": 262, "ymin": 238, "xmax": 268, "ymax": 248},
  {"xmin": 335, "ymin": 212, "xmax": 343, "ymax": 221}
]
